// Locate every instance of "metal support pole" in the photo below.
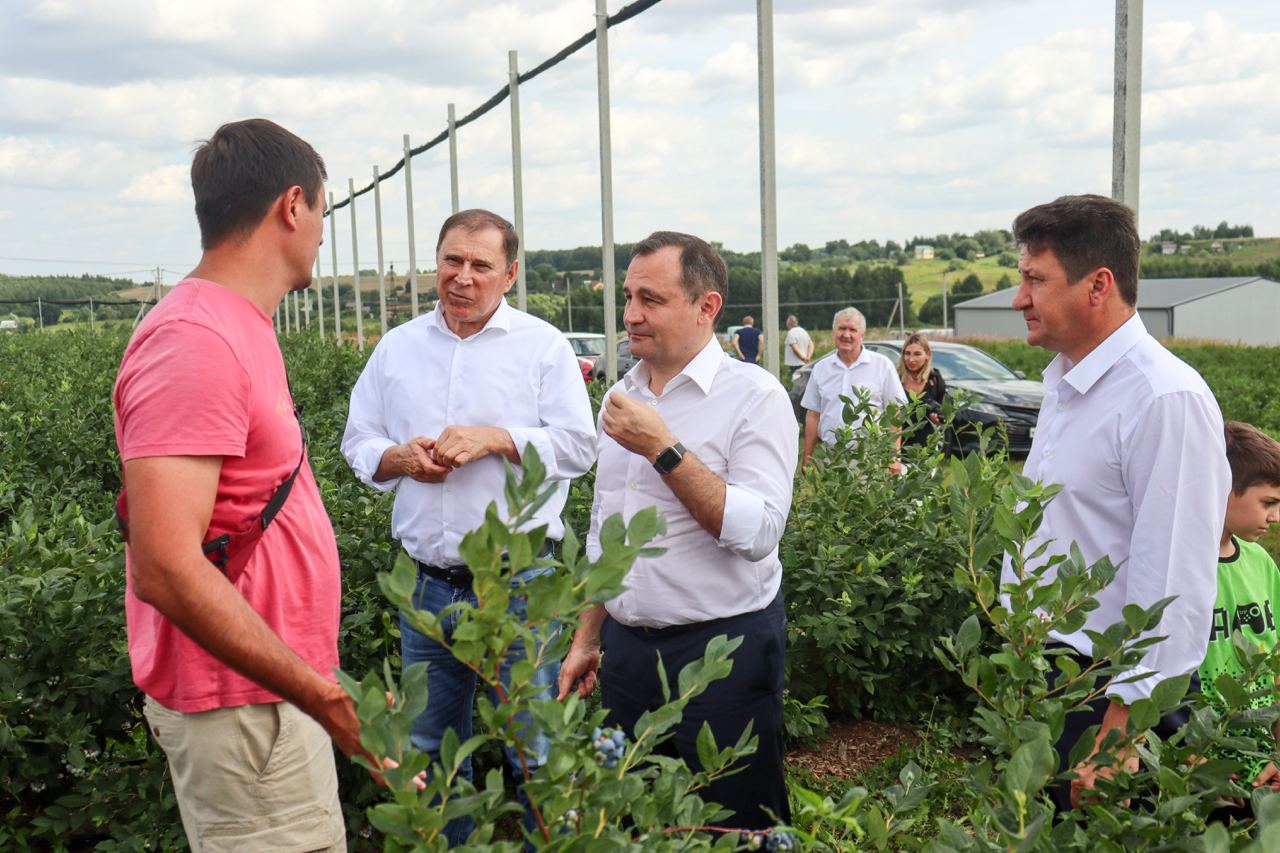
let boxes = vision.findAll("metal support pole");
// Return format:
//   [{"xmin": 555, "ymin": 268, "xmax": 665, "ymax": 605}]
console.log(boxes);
[
  {"xmin": 292, "ymin": 288, "xmax": 301, "ymax": 331},
  {"xmin": 1112, "ymin": 0, "xmax": 1143, "ymax": 223},
  {"xmin": 404, "ymin": 134, "xmax": 420, "ymax": 318},
  {"xmin": 942, "ymin": 272, "xmax": 948, "ymax": 330},
  {"xmin": 303, "ymin": 277, "xmax": 311, "ymax": 327},
  {"xmin": 315, "ymin": 253, "xmax": 325, "ymax": 340},
  {"xmin": 37, "ymin": 296, "xmax": 43, "ymax": 330},
  {"xmin": 283, "ymin": 292, "xmax": 290, "ymax": 333},
  {"xmin": 595, "ymin": 0, "xmax": 618, "ymax": 383},
  {"xmin": 329, "ymin": 191, "xmax": 341, "ymax": 344},
  {"xmin": 448, "ymin": 103, "xmax": 460, "ymax": 214},
  {"xmin": 757, "ymin": 0, "xmax": 780, "ymax": 378},
  {"xmin": 373, "ymin": 166, "xmax": 388, "ymax": 336},
  {"xmin": 88, "ymin": 297, "xmax": 94, "ymax": 331},
  {"xmin": 897, "ymin": 279, "xmax": 906, "ymax": 337},
  {"xmin": 348, "ymin": 179, "xmax": 365, "ymax": 351},
  {"xmin": 509, "ymin": 50, "xmax": 528, "ymax": 312}
]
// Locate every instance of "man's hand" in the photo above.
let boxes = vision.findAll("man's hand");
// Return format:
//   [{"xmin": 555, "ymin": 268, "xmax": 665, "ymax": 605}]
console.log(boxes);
[
  {"xmin": 1254, "ymin": 762, "xmax": 1280, "ymax": 791},
  {"xmin": 375, "ymin": 437, "xmax": 451, "ymax": 483},
  {"xmin": 433, "ymin": 425, "xmax": 517, "ymax": 468},
  {"xmin": 312, "ymin": 683, "xmax": 425, "ymax": 790},
  {"xmin": 557, "ymin": 639, "xmax": 601, "ymax": 700},
  {"xmin": 1070, "ymin": 748, "xmax": 1139, "ymax": 807},
  {"xmin": 602, "ymin": 393, "xmax": 676, "ymax": 462}
]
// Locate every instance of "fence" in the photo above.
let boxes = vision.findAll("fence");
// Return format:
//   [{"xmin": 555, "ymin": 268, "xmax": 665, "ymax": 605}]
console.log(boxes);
[{"xmin": 9, "ymin": 0, "xmax": 1145, "ymax": 379}]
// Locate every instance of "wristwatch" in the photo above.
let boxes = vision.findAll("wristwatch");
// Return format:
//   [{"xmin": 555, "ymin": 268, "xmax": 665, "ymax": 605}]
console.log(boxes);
[{"xmin": 652, "ymin": 442, "xmax": 687, "ymax": 475}]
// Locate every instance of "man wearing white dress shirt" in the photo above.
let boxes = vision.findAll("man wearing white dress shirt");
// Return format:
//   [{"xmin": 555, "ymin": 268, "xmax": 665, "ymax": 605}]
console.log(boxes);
[
  {"xmin": 1001, "ymin": 194, "xmax": 1230, "ymax": 810},
  {"xmin": 341, "ymin": 209, "xmax": 595, "ymax": 845},
  {"xmin": 556, "ymin": 231, "xmax": 798, "ymax": 828},
  {"xmin": 800, "ymin": 306, "xmax": 906, "ymax": 467}
]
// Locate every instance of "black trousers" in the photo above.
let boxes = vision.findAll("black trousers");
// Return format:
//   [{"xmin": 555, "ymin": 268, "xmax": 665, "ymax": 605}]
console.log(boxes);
[{"xmin": 600, "ymin": 593, "xmax": 789, "ymax": 829}]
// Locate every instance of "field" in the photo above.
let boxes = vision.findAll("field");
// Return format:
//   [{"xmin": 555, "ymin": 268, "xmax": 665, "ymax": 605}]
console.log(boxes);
[{"xmin": 3, "ymin": 326, "xmax": 1280, "ymax": 849}]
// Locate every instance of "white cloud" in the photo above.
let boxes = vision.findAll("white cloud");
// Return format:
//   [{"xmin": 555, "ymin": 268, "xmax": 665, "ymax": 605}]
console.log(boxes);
[{"xmin": 120, "ymin": 164, "xmax": 191, "ymax": 205}]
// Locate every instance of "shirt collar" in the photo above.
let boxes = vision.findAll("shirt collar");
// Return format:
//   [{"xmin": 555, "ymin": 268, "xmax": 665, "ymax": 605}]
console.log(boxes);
[
  {"xmin": 835, "ymin": 346, "xmax": 873, "ymax": 369},
  {"xmin": 624, "ymin": 335, "xmax": 725, "ymax": 396},
  {"xmin": 427, "ymin": 297, "xmax": 512, "ymax": 339},
  {"xmin": 1047, "ymin": 312, "xmax": 1146, "ymax": 394}
]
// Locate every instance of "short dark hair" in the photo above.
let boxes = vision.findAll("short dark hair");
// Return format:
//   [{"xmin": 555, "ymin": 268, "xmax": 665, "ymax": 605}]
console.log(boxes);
[
  {"xmin": 191, "ymin": 119, "xmax": 326, "ymax": 251},
  {"xmin": 1012, "ymin": 194, "xmax": 1140, "ymax": 306},
  {"xmin": 629, "ymin": 231, "xmax": 728, "ymax": 323},
  {"xmin": 436, "ymin": 209, "xmax": 519, "ymax": 267},
  {"xmin": 1225, "ymin": 421, "xmax": 1280, "ymax": 495}
]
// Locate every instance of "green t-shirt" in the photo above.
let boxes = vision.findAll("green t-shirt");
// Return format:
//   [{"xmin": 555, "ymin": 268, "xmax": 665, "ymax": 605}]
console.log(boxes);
[{"xmin": 1198, "ymin": 537, "xmax": 1280, "ymax": 777}]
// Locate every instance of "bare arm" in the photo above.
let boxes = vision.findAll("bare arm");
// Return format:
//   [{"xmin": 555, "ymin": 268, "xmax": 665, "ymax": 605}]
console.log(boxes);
[
  {"xmin": 557, "ymin": 604, "xmax": 608, "ymax": 700},
  {"xmin": 803, "ymin": 409, "xmax": 820, "ymax": 467},
  {"xmin": 124, "ymin": 456, "xmax": 377, "ymax": 773},
  {"xmin": 601, "ymin": 393, "xmax": 726, "ymax": 539},
  {"xmin": 731, "ymin": 333, "xmax": 744, "ymax": 360}
]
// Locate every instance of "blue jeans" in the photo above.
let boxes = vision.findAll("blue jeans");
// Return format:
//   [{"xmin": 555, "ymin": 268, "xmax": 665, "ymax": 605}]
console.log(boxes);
[{"xmin": 401, "ymin": 566, "xmax": 558, "ymax": 847}]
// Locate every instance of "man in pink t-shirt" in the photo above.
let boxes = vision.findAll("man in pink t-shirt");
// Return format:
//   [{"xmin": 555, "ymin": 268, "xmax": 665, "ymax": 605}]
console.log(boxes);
[{"xmin": 113, "ymin": 119, "xmax": 372, "ymax": 851}]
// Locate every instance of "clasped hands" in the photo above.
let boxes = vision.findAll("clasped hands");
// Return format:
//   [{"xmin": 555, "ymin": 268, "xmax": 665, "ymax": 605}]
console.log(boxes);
[{"xmin": 389, "ymin": 426, "xmax": 511, "ymax": 483}]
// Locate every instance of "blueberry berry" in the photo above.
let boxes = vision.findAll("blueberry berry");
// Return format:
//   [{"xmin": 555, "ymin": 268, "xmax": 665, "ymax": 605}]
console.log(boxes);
[{"xmin": 591, "ymin": 726, "xmax": 627, "ymax": 769}]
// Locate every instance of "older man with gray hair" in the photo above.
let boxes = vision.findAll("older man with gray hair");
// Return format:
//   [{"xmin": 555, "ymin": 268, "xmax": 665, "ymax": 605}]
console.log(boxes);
[{"xmin": 800, "ymin": 306, "xmax": 905, "ymax": 466}]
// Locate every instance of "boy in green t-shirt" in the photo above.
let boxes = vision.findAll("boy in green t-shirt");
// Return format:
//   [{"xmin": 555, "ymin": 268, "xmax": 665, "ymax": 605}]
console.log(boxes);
[{"xmin": 1199, "ymin": 421, "xmax": 1280, "ymax": 789}]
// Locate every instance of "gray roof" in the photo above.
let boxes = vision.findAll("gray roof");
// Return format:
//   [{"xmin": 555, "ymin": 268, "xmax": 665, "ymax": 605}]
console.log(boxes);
[{"xmin": 954, "ymin": 276, "xmax": 1275, "ymax": 311}]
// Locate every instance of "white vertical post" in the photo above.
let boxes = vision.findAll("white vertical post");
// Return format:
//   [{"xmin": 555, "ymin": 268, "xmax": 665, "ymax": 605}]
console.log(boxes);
[
  {"xmin": 348, "ymin": 179, "xmax": 365, "ymax": 352},
  {"xmin": 37, "ymin": 296, "xmax": 44, "ymax": 330},
  {"xmin": 283, "ymin": 292, "xmax": 291, "ymax": 333},
  {"xmin": 315, "ymin": 252, "xmax": 325, "ymax": 340},
  {"xmin": 448, "ymin": 103, "xmax": 460, "ymax": 214},
  {"xmin": 330, "ymin": 191, "xmax": 341, "ymax": 344},
  {"xmin": 303, "ymin": 278, "xmax": 311, "ymax": 328},
  {"xmin": 373, "ymin": 165, "xmax": 388, "ymax": 337},
  {"xmin": 898, "ymin": 279, "xmax": 906, "ymax": 337},
  {"xmin": 509, "ymin": 50, "xmax": 528, "ymax": 312},
  {"xmin": 404, "ymin": 134, "xmax": 420, "ymax": 318},
  {"xmin": 88, "ymin": 297, "xmax": 95, "ymax": 331},
  {"xmin": 1112, "ymin": 0, "xmax": 1143, "ymax": 224},
  {"xmin": 595, "ymin": 0, "xmax": 618, "ymax": 383},
  {"xmin": 292, "ymin": 289, "xmax": 301, "ymax": 331},
  {"xmin": 942, "ymin": 273, "xmax": 949, "ymax": 331},
  {"xmin": 757, "ymin": 0, "xmax": 780, "ymax": 378}
]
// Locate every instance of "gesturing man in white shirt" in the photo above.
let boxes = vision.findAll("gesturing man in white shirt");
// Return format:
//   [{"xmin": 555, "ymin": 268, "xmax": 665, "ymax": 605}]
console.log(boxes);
[
  {"xmin": 1001, "ymin": 194, "xmax": 1230, "ymax": 810},
  {"xmin": 556, "ymin": 231, "xmax": 798, "ymax": 829},
  {"xmin": 341, "ymin": 209, "xmax": 595, "ymax": 845},
  {"xmin": 800, "ymin": 306, "xmax": 906, "ymax": 467}
]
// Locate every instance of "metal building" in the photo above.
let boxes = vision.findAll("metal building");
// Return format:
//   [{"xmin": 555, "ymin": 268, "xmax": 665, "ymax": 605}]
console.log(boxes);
[{"xmin": 953, "ymin": 276, "xmax": 1280, "ymax": 345}]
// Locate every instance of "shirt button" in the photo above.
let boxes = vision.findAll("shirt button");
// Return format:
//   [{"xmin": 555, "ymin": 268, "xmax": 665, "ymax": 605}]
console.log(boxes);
[{"xmin": 649, "ymin": 399, "xmax": 658, "ymax": 407}]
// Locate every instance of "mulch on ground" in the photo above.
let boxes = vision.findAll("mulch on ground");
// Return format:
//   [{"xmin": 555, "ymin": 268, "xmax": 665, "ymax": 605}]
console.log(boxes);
[{"xmin": 785, "ymin": 719, "xmax": 919, "ymax": 780}]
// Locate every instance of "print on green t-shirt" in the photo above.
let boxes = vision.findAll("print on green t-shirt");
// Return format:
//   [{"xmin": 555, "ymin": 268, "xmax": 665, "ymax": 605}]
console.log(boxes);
[{"xmin": 1198, "ymin": 537, "xmax": 1280, "ymax": 777}]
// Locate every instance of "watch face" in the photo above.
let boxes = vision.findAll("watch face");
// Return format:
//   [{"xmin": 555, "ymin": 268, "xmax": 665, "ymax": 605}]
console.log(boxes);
[{"xmin": 654, "ymin": 443, "xmax": 685, "ymax": 474}]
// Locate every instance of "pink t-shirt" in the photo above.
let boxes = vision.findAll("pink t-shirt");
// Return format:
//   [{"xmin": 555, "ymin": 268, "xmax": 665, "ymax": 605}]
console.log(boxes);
[{"xmin": 114, "ymin": 279, "xmax": 341, "ymax": 712}]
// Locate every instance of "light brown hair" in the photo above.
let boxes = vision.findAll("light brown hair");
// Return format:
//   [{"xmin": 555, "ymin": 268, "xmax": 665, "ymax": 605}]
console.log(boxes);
[{"xmin": 1225, "ymin": 421, "xmax": 1280, "ymax": 495}]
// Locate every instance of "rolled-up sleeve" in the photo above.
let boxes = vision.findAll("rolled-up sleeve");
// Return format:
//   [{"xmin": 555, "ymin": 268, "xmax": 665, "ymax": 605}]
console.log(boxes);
[
  {"xmin": 1108, "ymin": 390, "xmax": 1230, "ymax": 703},
  {"xmin": 717, "ymin": 385, "xmax": 799, "ymax": 561},
  {"xmin": 341, "ymin": 346, "xmax": 400, "ymax": 492},
  {"xmin": 506, "ymin": 337, "xmax": 596, "ymax": 482}
]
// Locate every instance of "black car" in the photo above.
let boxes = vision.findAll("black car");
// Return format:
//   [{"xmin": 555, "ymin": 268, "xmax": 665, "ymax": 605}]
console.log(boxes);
[{"xmin": 788, "ymin": 340, "xmax": 1044, "ymax": 456}]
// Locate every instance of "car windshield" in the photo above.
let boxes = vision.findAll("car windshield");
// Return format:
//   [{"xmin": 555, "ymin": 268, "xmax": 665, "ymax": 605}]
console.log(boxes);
[
  {"xmin": 569, "ymin": 337, "xmax": 606, "ymax": 357},
  {"xmin": 931, "ymin": 349, "xmax": 1020, "ymax": 381}
]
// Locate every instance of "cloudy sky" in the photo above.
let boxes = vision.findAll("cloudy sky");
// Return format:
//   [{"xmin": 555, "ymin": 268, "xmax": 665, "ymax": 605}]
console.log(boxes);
[{"xmin": 2, "ymin": 0, "xmax": 1278, "ymax": 283}]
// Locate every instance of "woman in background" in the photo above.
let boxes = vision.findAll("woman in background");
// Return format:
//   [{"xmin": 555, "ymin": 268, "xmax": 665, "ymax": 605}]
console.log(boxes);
[{"xmin": 898, "ymin": 333, "xmax": 946, "ymax": 448}]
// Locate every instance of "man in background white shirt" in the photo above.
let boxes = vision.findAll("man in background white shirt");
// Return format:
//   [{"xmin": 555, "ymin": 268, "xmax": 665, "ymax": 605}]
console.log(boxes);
[
  {"xmin": 782, "ymin": 314, "xmax": 813, "ymax": 373},
  {"xmin": 800, "ymin": 306, "xmax": 906, "ymax": 467},
  {"xmin": 341, "ymin": 209, "xmax": 595, "ymax": 844},
  {"xmin": 1001, "ymin": 194, "xmax": 1230, "ymax": 810},
  {"xmin": 557, "ymin": 231, "xmax": 797, "ymax": 829}
]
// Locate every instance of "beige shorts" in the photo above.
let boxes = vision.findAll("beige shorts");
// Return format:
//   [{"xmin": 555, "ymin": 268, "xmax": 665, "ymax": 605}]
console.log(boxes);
[{"xmin": 144, "ymin": 696, "xmax": 347, "ymax": 853}]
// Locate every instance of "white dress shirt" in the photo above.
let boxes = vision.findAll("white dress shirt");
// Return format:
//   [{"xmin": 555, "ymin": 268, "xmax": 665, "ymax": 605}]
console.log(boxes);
[
  {"xmin": 800, "ymin": 347, "xmax": 906, "ymax": 444},
  {"xmin": 1001, "ymin": 313, "xmax": 1230, "ymax": 703},
  {"xmin": 588, "ymin": 336, "xmax": 798, "ymax": 628},
  {"xmin": 341, "ymin": 300, "xmax": 596, "ymax": 566}
]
